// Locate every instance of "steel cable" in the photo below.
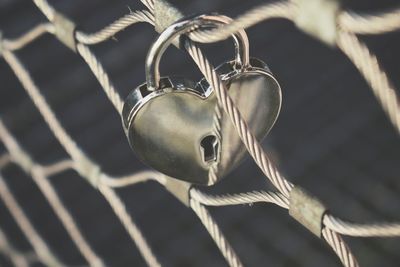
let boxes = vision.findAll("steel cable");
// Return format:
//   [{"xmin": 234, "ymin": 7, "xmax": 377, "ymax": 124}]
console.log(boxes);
[{"xmin": 0, "ymin": 1, "xmax": 398, "ymax": 266}]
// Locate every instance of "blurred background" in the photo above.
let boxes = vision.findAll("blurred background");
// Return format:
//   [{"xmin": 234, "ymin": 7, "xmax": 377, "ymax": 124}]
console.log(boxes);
[{"xmin": 0, "ymin": 0, "xmax": 399, "ymax": 266}]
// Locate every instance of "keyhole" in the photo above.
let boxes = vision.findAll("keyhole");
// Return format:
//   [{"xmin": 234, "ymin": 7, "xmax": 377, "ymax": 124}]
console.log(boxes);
[{"xmin": 200, "ymin": 135, "xmax": 219, "ymax": 164}]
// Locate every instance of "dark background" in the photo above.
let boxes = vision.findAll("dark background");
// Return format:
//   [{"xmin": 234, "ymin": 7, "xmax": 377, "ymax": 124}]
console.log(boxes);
[{"xmin": 0, "ymin": 0, "xmax": 399, "ymax": 266}]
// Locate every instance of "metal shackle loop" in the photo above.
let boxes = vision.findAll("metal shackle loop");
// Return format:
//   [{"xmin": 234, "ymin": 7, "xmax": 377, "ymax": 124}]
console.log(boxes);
[{"xmin": 145, "ymin": 14, "xmax": 250, "ymax": 91}]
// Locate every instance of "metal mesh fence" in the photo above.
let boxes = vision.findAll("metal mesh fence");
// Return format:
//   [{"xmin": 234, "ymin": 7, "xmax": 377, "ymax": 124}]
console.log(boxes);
[{"xmin": 0, "ymin": 0, "xmax": 399, "ymax": 266}]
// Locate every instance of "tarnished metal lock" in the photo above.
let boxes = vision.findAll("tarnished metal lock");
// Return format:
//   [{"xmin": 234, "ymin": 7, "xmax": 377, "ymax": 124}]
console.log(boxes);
[{"xmin": 122, "ymin": 14, "xmax": 282, "ymax": 185}]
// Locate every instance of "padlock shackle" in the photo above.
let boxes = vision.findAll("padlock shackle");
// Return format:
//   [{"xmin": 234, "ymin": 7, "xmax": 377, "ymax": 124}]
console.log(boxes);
[{"xmin": 146, "ymin": 14, "xmax": 250, "ymax": 91}]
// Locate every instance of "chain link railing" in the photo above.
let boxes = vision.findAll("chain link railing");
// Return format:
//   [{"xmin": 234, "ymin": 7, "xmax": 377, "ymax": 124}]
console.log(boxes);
[{"xmin": 0, "ymin": 0, "xmax": 399, "ymax": 266}]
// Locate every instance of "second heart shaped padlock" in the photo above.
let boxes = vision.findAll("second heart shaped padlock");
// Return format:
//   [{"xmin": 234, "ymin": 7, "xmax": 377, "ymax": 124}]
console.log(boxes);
[{"xmin": 122, "ymin": 14, "xmax": 282, "ymax": 185}]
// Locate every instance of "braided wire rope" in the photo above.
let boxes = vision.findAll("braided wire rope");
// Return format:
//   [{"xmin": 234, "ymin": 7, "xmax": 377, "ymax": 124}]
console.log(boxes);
[
  {"xmin": 0, "ymin": 174, "xmax": 64, "ymax": 267},
  {"xmin": 0, "ymin": 225, "xmax": 36, "ymax": 267},
  {"xmin": 0, "ymin": 0, "xmax": 399, "ymax": 266},
  {"xmin": 190, "ymin": 188, "xmax": 289, "ymax": 209},
  {"xmin": 322, "ymin": 228, "xmax": 359, "ymax": 267},
  {"xmin": 188, "ymin": 1, "xmax": 400, "ymax": 134},
  {"xmin": 190, "ymin": 199, "xmax": 244, "ymax": 267},
  {"xmin": 185, "ymin": 38, "xmax": 360, "ymax": 267}
]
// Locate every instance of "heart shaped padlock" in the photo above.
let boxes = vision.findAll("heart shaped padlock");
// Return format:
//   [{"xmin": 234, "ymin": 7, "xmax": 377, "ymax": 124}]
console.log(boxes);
[{"xmin": 122, "ymin": 14, "xmax": 282, "ymax": 185}]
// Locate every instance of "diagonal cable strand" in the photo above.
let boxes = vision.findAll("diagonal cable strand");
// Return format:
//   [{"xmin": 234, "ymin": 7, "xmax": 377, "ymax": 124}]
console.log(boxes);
[
  {"xmin": 185, "ymin": 40, "xmax": 294, "ymax": 197},
  {"xmin": 3, "ymin": 23, "xmax": 54, "ymax": 51},
  {"xmin": 0, "ymin": 174, "xmax": 64, "ymax": 267},
  {"xmin": 100, "ymin": 170, "xmax": 166, "ymax": 188},
  {"xmin": 324, "ymin": 215, "xmax": 400, "ymax": 237},
  {"xmin": 190, "ymin": 199, "xmax": 243, "ymax": 267},
  {"xmin": 32, "ymin": 167, "xmax": 106, "ymax": 267},
  {"xmin": 337, "ymin": 31, "xmax": 400, "ymax": 134},
  {"xmin": 190, "ymin": 188, "xmax": 289, "ymax": 209},
  {"xmin": 182, "ymin": 38, "xmax": 365, "ymax": 267},
  {"xmin": 75, "ymin": 10, "xmax": 154, "ymax": 45},
  {"xmin": 189, "ymin": 1, "xmax": 400, "ymax": 44},
  {"xmin": 140, "ymin": 0, "xmax": 155, "ymax": 13},
  {"xmin": 98, "ymin": 184, "xmax": 161, "ymax": 267},
  {"xmin": 0, "ymin": 116, "xmax": 164, "ymax": 266},
  {"xmin": 322, "ymin": 228, "xmax": 359, "ymax": 267},
  {"xmin": 0, "ymin": 120, "xmax": 105, "ymax": 267},
  {"xmin": 2, "ymin": 47, "xmax": 161, "ymax": 267},
  {"xmin": 0, "ymin": 226, "xmax": 35, "ymax": 267},
  {"xmin": 33, "ymin": 0, "xmax": 56, "ymax": 21},
  {"xmin": 2, "ymin": 49, "xmax": 99, "ymax": 181},
  {"xmin": 189, "ymin": 1, "xmax": 294, "ymax": 43},
  {"xmin": 339, "ymin": 8, "xmax": 400, "ymax": 35},
  {"xmin": 76, "ymin": 43, "xmax": 124, "ymax": 113}
]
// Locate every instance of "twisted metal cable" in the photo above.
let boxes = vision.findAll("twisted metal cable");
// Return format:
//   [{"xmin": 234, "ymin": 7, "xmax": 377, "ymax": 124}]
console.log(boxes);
[
  {"xmin": 0, "ymin": 120, "xmax": 34, "ymax": 172},
  {"xmin": 324, "ymin": 215, "xmax": 400, "ymax": 237},
  {"xmin": 207, "ymin": 98, "xmax": 223, "ymax": 185},
  {"xmin": 32, "ymin": 0, "xmax": 154, "ymax": 123},
  {"xmin": 182, "ymin": 32, "xmax": 367, "ymax": 267},
  {"xmin": 1, "ymin": 49, "xmax": 100, "ymax": 183},
  {"xmin": 98, "ymin": 184, "xmax": 161, "ymax": 267},
  {"xmin": 0, "ymin": 157, "xmax": 34, "ymax": 267},
  {"xmin": 185, "ymin": 40, "xmax": 294, "ymax": 197},
  {"xmin": 2, "ymin": 23, "xmax": 54, "ymax": 51},
  {"xmin": 100, "ymin": 170, "xmax": 166, "ymax": 188},
  {"xmin": 187, "ymin": 1, "xmax": 400, "ymax": 136},
  {"xmin": 27, "ymin": 0, "xmax": 400, "ymax": 137},
  {"xmin": 13, "ymin": 8, "xmax": 153, "ymax": 114},
  {"xmin": 322, "ymin": 228, "xmax": 359, "ymax": 267},
  {"xmin": 337, "ymin": 31, "xmax": 400, "ymax": 134},
  {"xmin": 190, "ymin": 199, "xmax": 243, "ymax": 267},
  {"xmin": 339, "ymin": 8, "xmax": 400, "ymax": 35},
  {"xmin": 1, "ymin": 47, "xmax": 161, "ymax": 267},
  {"xmin": 0, "ymin": 226, "xmax": 34, "ymax": 267},
  {"xmin": 33, "ymin": 0, "xmax": 153, "ymax": 46},
  {"xmin": 189, "ymin": 1, "xmax": 400, "ymax": 44},
  {"xmin": 190, "ymin": 188, "xmax": 289, "ymax": 209},
  {"xmin": 41, "ymin": 159, "xmax": 75, "ymax": 176},
  {"xmin": 33, "ymin": 0, "xmax": 56, "ymax": 21},
  {"xmin": 1, "ymin": 1, "xmax": 399, "ymax": 266},
  {"xmin": 74, "ymin": 10, "xmax": 156, "ymax": 114},
  {"xmin": 189, "ymin": 1, "xmax": 294, "ymax": 43},
  {"xmin": 0, "ymin": 174, "xmax": 64, "ymax": 267},
  {"xmin": 140, "ymin": 0, "xmax": 155, "ymax": 13},
  {"xmin": 76, "ymin": 10, "xmax": 154, "ymax": 45},
  {"xmin": 76, "ymin": 43, "xmax": 124, "ymax": 113},
  {"xmin": 0, "ymin": 116, "xmax": 163, "ymax": 267},
  {"xmin": 0, "ymin": 121, "xmax": 105, "ymax": 267},
  {"xmin": 32, "ymin": 168, "xmax": 106, "ymax": 267}
]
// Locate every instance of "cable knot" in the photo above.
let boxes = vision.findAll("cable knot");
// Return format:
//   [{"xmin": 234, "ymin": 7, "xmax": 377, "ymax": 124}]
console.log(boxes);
[
  {"xmin": 289, "ymin": 186, "xmax": 327, "ymax": 237},
  {"xmin": 163, "ymin": 175, "xmax": 192, "ymax": 206},
  {"xmin": 31, "ymin": 164, "xmax": 44, "ymax": 177},
  {"xmin": 11, "ymin": 149, "xmax": 34, "ymax": 174},
  {"xmin": 53, "ymin": 12, "xmax": 77, "ymax": 51},
  {"xmin": 292, "ymin": 0, "xmax": 341, "ymax": 46},
  {"xmin": 74, "ymin": 156, "xmax": 101, "ymax": 188}
]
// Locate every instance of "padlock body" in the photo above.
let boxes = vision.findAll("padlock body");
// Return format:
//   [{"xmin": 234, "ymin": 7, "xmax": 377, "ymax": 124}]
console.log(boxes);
[{"xmin": 123, "ymin": 58, "xmax": 281, "ymax": 185}]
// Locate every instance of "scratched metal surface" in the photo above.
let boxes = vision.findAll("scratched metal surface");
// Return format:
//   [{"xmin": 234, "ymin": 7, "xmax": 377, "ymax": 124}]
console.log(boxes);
[{"xmin": 0, "ymin": 0, "xmax": 399, "ymax": 266}]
